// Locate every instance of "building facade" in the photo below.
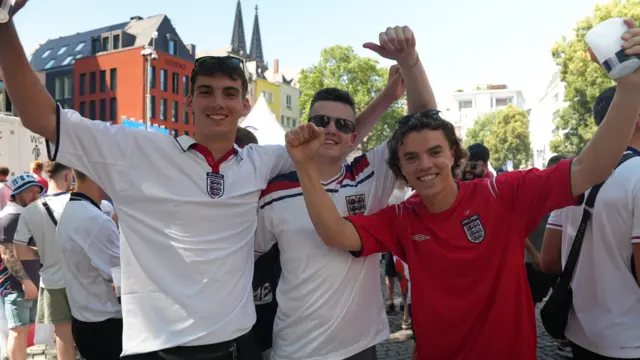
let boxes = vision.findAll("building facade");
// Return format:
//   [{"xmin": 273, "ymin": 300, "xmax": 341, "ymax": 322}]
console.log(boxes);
[
  {"xmin": 448, "ymin": 85, "xmax": 526, "ymax": 139},
  {"xmin": 529, "ymin": 70, "xmax": 566, "ymax": 168},
  {"xmin": 0, "ymin": 69, "xmax": 46, "ymax": 116},
  {"xmin": 30, "ymin": 14, "xmax": 196, "ymax": 136},
  {"xmin": 255, "ymin": 78, "xmax": 280, "ymax": 119}
]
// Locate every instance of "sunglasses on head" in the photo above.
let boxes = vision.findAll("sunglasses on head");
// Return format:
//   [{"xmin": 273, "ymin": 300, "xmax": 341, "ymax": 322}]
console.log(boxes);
[
  {"xmin": 194, "ymin": 56, "xmax": 245, "ymax": 71},
  {"xmin": 308, "ymin": 115, "xmax": 356, "ymax": 134},
  {"xmin": 396, "ymin": 109, "xmax": 443, "ymax": 128}
]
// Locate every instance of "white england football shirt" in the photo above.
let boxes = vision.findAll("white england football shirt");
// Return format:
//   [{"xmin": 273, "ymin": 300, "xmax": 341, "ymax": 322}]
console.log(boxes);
[
  {"xmin": 46, "ymin": 106, "xmax": 293, "ymax": 355},
  {"xmin": 255, "ymin": 143, "xmax": 395, "ymax": 360}
]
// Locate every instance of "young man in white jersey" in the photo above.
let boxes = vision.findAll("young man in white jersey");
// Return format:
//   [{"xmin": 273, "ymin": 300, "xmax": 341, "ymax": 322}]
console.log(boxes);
[
  {"xmin": 57, "ymin": 169, "xmax": 121, "ymax": 360},
  {"xmin": 0, "ymin": 4, "xmax": 397, "ymax": 358},
  {"xmin": 13, "ymin": 161, "xmax": 76, "ymax": 360},
  {"xmin": 541, "ymin": 85, "xmax": 640, "ymax": 360},
  {"xmin": 255, "ymin": 26, "xmax": 436, "ymax": 360}
]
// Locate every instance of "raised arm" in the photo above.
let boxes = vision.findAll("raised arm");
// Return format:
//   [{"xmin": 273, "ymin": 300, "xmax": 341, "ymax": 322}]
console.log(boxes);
[
  {"xmin": 570, "ymin": 19, "xmax": 640, "ymax": 196},
  {"xmin": 0, "ymin": 6, "xmax": 57, "ymax": 141}
]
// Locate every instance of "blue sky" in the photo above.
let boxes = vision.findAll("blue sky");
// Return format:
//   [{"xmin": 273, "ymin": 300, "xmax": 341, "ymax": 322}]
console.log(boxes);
[{"xmin": 14, "ymin": 0, "xmax": 605, "ymax": 107}]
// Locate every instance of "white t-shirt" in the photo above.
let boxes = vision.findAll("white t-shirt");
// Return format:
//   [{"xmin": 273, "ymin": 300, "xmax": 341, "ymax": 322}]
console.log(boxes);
[
  {"xmin": 546, "ymin": 153, "xmax": 640, "ymax": 358},
  {"xmin": 100, "ymin": 200, "xmax": 114, "ymax": 218},
  {"xmin": 14, "ymin": 192, "xmax": 70, "ymax": 289},
  {"xmin": 46, "ymin": 106, "xmax": 293, "ymax": 355},
  {"xmin": 256, "ymin": 144, "xmax": 394, "ymax": 360}
]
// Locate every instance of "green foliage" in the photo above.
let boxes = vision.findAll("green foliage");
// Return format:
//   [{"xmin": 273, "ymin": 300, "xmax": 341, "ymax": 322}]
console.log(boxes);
[
  {"xmin": 464, "ymin": 105, "xmax": 532, "ymax": 169},
  {"xmin": 550, "ymin": 0, "xmax": 640, "ymax": 155},
  {"xmin": 297, "ymin": 45, "xmax": 405, "ymax": 151}
]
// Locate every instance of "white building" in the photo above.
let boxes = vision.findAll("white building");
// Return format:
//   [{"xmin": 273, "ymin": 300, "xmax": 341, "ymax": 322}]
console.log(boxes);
[
  {"xmin": 529, "ymin": 70, "xmax": 566, "ymax": 168},
  {"xmin": 447, "ymin": 85, "xmax": 526, "ymax": 139}
]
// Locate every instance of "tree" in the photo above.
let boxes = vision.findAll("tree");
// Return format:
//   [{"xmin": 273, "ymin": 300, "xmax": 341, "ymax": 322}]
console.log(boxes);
[
  {"xmin": 550, "ymin": 0, "xmax": 640, "ymax": 155},
  {"xmin": 297, "ymin": 45, "xmax": 405, "ymax": 151},
  {"xmin": 464, "ymin": 105, "xmax": 532, "ymax": 170}
]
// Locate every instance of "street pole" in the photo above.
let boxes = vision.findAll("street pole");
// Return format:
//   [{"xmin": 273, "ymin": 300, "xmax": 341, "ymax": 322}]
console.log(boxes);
[{"xmin": 145, "ymin": 55, "xmax": 151, "ymax": 131}]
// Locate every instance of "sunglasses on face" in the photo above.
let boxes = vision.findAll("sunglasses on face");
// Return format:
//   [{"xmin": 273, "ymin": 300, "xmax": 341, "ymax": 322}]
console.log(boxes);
[
  {"xmin": 396, "ymin": 109, "xmax": 443, "ymax": 128},
  {"xmin": 308, "ymin": 115, "xmax": 356, "ymax": 134},
  {"xmin": 194, "ymin": 56, "xmax": 245, "ymax": 71},
  {"xmin": 466, "ymin": 162, "xmax": 484, "ymax": 171}
]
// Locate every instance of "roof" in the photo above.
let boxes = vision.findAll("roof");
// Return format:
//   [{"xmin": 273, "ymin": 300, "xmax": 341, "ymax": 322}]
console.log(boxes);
[{"xmin": 30, "ymin": 15, "xmax": 165, "ymax": 72}]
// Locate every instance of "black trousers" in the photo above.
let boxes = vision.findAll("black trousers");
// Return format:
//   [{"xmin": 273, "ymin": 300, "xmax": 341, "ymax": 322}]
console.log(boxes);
[
  {"xmin": 71, "ymin": 316, "xmax": 123, "ymax": 360},
  {"xmin": 570, "ymin": 342, "xmax": 640, "ymax": 360},
  {"xmin": 121, "ymin": 330, "xmax": 262, "ymax": 360}
]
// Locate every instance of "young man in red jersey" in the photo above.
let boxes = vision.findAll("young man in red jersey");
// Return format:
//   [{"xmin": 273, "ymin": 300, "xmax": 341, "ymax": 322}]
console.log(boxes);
[{"xmin": 283, "ymin": 19, "xmax": 640, "ymax": 360}]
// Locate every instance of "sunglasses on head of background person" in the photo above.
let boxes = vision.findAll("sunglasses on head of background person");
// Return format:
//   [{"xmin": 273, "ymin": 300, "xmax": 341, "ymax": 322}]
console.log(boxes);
[
  {"xmin": 193, "ymin": 56, "xmax": 245, "ymax": 71},
  {"xmin": 308, "ymin": 115, "xmax": 356, "ymax": 134}
]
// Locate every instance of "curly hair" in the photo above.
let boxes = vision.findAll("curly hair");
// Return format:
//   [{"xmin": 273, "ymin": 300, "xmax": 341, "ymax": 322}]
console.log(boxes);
[{"xmin": 387, "ymin": 110, "xmax": 467, "ymax": 182}]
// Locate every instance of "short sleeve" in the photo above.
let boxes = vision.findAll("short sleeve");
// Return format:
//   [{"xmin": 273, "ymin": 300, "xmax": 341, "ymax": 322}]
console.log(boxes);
[
  {"xmin": 46, "ymin": 105, "xmax": 140, "ymax": 196},
  {"xmin": 254, "ymin": 207, "xmax": 277, "ymax": 255},
  {"xmin": 85, "ymin": 218, "xmax": 120, "ymax": 280},
  {"xmin": 0, "ymin": 214, "xmax": 20, "ymax": 244},
  {"xmin": 345, "ymin": 204, "xmax": 406, "ymax": 260},
  {"xmin": 364, "ymin": 142, "xmax": 397, "ymax": 210},
  {"xmin": 491, "ymin": 159, "xmax": 580, "ymax": 234},
  {"xmin": 243, "ymin": 145, "xmax": 293, "ymax": 185},
  {"xmin": 13, "ymin": 214, "xmax": 32, "ymax": 246},
  {"xmin": 546, "ymin": 209, "xmax": 564, "ymax": 231}
]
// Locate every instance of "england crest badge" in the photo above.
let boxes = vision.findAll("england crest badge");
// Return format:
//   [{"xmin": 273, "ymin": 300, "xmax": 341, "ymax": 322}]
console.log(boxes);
[
  {"xmin": 206, "ymin": 172, "xmax": 225, "ymax": 199},
  {"xmin": 460, "ymin": 214, "xmax": 485, "ymax": 243},
  {"xmin": 345, "ymin": 194, "xmax": 366, "ymax": 216}
]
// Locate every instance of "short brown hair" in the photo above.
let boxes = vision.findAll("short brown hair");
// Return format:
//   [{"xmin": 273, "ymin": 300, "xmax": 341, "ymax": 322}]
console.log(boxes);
[
  {"xmin": 72, "ymin": 169, "xmax": 88, "ymax": 181},
  {"xmin": 0, "ymin": 167, "xmax": 9, "ymax": 177},
  {"xmin": 235, "ymin": 127, "xmax": 258, "ymax": 148},
  {"xmin": 31, "ymin": 161, "xmax": 44, "ymax": 171},
  {"xmin": 44, "ymin": 162, "xmax": 70, "ymax": 178}
]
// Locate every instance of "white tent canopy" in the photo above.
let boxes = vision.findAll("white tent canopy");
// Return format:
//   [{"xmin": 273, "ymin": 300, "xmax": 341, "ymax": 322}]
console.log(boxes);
[{"xmin": 241, "ymin": 94, "xmax": 286, "ymax": 146}]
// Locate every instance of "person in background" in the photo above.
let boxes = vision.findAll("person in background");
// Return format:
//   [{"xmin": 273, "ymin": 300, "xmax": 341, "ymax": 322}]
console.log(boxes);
[
  {"xmin": 13, "ymin": 162, "xmax": 76, "ymax": 360},
  {"xmin": 0, "ymin": 166, "xmax": 11, "ymax": 209},
  {"xmin": 30, "ymin": 161, "xmax": 48, "ymax": 192},
  {"xmin": 0, "ymin": 174, "xmax": 44, "ymax": 360},
  {"xmin": 462, "ymin": 143, "xmax": 492, "ymax": 181},
  {"xmin": 235, "ymin": 127, "xmax": 258, "ymax": 149},
  {"xmin": 384, "ymin": 182, "xmax": 410, "ymax": 315}
]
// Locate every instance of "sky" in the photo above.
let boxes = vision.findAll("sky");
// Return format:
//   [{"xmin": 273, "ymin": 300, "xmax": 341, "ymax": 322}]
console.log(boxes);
[{"xmin": 13, "ymin": 0, "xmax": 606, "ymax": 108}]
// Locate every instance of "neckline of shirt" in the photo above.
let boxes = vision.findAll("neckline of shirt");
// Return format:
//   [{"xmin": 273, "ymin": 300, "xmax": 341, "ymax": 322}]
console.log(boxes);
[{"xmin": 69, "ymin": 192, "xmax": 101, "ymax": 210}]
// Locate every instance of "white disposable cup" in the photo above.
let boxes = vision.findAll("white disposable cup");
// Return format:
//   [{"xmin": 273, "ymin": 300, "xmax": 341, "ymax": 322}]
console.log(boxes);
[
  {"xmin": 111, "ymin": 267, "xmax": 121, "ymax": 297},
  {"xmin": 0, "ymin": 0, "xmax": 15, "ymax": 24},
  {"xmin": 585, "ymin": 17, "xmax": 640, "ymax": 79}
]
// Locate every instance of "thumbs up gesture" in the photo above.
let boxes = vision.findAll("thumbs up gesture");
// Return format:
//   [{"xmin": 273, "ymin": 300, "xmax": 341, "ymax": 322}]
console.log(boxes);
[{"xmin": 363, "ymin": 26, "xmax": 418, "ymax": 68}]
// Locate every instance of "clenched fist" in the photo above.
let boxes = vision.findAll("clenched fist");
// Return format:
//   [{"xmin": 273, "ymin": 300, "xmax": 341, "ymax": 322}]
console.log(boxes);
[{"xmin": 285, "ymin": 123, "xmax": 325, "ymax": 165}]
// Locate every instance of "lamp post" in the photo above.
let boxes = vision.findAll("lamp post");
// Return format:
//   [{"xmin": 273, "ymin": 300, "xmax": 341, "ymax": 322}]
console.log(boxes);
[{"xmin": 141, "ymin": 31, "xmax": 158, "ymax": 131}]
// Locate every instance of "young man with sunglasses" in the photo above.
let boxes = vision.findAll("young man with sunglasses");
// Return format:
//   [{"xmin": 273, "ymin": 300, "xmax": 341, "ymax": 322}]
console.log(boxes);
[
  {"xmin": 0, "ymin": 5, "xmax": 402, "ymax": 359},
  {"xmin": 255, "ymin": 26, "xmax": 436, "ymax": 360},
  {"xmin": 283, "ymin": 20, "xmax": 640, "ymax": 360}
]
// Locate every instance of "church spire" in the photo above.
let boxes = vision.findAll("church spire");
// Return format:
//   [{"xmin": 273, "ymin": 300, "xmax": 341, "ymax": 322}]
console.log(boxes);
[
  {"xmin": 230, "ymin": 0, "xmax": 247, "ymax": 57},
  {"xmin": 249, "ymin": 5, "xmax": 267, "ymax": 75}
]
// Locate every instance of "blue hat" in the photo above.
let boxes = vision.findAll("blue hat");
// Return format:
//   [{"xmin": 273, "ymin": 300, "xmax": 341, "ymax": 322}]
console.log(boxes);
[{"xmin": 10, "ymin": 173, "xmax": 45, "ymax": 198}]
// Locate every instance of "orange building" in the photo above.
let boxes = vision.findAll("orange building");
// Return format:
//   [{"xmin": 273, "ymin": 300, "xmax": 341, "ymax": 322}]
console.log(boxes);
[{"xmin": 30, "ymin": 15, "xmax": 197, "ymax": 137}]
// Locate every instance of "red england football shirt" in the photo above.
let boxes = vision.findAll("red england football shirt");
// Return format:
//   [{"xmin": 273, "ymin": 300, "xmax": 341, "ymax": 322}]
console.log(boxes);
[{"xmin": 346, "ymin": 160, "xmax": 580, "ymax": 360}]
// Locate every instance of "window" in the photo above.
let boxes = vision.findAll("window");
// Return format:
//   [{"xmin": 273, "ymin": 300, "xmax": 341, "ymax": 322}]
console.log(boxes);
[
  {"xmin": 110, "ymin": 69, "xmax": 117, "ymax": 91},
  {"xmin": 171, "ymin": 129, "xmax": 178, "ymax": 138},
  {"xmin": 99, "ymin": 99, "xmax": 106, "ymax": 120},
  {"xmin": 89, "ymin": 72, "xmax": 96, "ymax": 94},
  {"xmin": 182, "ymin": 75, "xmax": 189, "ymax": 95},
  {"xmin": 113, "ymin": 34, "xmax": 121, "ymax": 50},
  {"xmin": 91, "ymin": 37, "xmax": 100, "ymax": 53},
  {"xmin": 55, "ymin": 77, "xmax": 63, "ymax": 100},
  {"xmin": 101, "ymin": 37, "xmax": 110, "ymax": 52},
  {"xmin": 44, "ymin": 59, "xmax": 55, "ymax": 69},
  {"xmin": 110, "ymin": 98, "xmax": 117, "ymax": 121},
  {"xmin": 64, "ymin": 76, "xmax": 73, "ymax": 98},
  {"xmin": 149, "ymin": 66, "xmax": 156, "ymax": 88},
  {"xmin": 61, "ymin": 56, "xmax": 74, "ymax": 66},
  {"xmin": 280, "ymin": 115, "xmax": 285, "ymax": 125},
  {"xmin": 79, "ymin": 73, "xmax": 86, "ymax": 95},
  {"xmin": 168, "ymin": 39, "xmax": 177, "ymax": 55},
  {"xmin": 172, "ymin": 101, "xmax": 178, "ymax": 122},
  {"xmin": 75, "ymin": 54, "xmax": 83, "ymax": 59},
  {"xmin": 286, "ymin": 94, "xmax": 292, "ymax": 107},
  {"xmin": 79, "ymin": 101, "xmax": 86, "ymax": 116},
  {"xmin": 150, "ymin": 96, "xmax": 156, "ymax": 119},
  {"xmin": 74, "ymin": 43, "xmax": 85, "ymax": 51},
  {"xmin": 160, "ymin": 98, "xmax": 167, "ymax": 120},
  {"xmin": 57, "ymin": 46, "xmax": 68, "ymax": 55},
  {"xmin": 183, "ymin": 130, "xmax": 189, "ymax": 136},
  {"xmin": 89, "ymin": 100, "xmax": 96, "ymax": 119},
  {"xmin": 99, "ymin": 70, "xmax": 107, "ymax": 92},
  {"xmin": 160, "ymin": 69, "xmax": 168, "ymax": 91},
  {"xmin": 41, "ymin": 49, "xmax": 52, "ymax": 58},
  {"xmin": 495, "ymin": 98, "xmax": 510, "ymax": 107},
  {"xmin": 183, "ymin": 109, "xmax": 189, "ymax": 125},
  {"xmin": 172, "ymin": 72, "xmax": 179, "ymax": 94},
  {"xmin": 459, "ymin": 100, "xmax": 473, "ymax": 109}
]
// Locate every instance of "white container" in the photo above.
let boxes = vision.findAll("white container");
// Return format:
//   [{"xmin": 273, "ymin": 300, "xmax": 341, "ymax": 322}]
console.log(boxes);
[
  {"xmin": 585, "ymin": 17, "xmax": 640, "ymax": 79},
  {"xmin": 111, "ymin": 267, "xmax": 121, "ymax": 297},
  {"xmin": 0, "ymin": 0, "xmax": 14, "ymax": 24}
]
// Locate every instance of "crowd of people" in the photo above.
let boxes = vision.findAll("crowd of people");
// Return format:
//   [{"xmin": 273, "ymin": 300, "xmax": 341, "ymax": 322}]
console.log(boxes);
[{"xmin": 0, "ymin": 2, "xmax": 638, "ymax": 360}]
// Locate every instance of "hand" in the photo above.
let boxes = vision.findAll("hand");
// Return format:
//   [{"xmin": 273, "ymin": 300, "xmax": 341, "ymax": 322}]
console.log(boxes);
[
  {"xmin": 616, "ymin": 19, "xmax": 640, "ymax": 87},
  {"xmin": 285, "ymin": 123, "xmax": 324, "ymax": 164},
  {"xmin": 21, "ymin": 279, "xmax": 37, "ymax": 300},
  {"xmin": 363, "ymin": 26, "xmax": 417, "ymax": 68},
  {"xmin": 382, "ymin": 64, "xmax": 406, "ymax": 101}
]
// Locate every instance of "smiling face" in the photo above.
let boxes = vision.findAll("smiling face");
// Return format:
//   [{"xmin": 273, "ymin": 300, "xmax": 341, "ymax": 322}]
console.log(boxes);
[
  {"xmin": 186, "ymin": 74, "xmax": 251, "ymax": 141},
  {"xmin": 14, "ymin": 185, "xmax": 41, "ymax": 207},
  {"xmin": 308, "ymin": 101, "xmax": 357, "ymax": 163}
]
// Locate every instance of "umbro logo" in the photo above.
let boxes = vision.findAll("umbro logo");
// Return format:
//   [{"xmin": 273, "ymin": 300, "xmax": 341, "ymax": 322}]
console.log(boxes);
[{"xmin": 412, "ymin": 234, "xmax": 430, "ymax": 241}]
